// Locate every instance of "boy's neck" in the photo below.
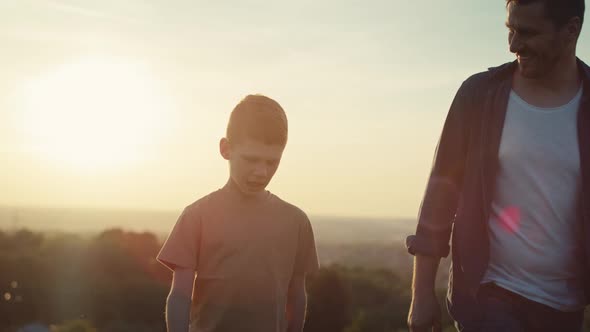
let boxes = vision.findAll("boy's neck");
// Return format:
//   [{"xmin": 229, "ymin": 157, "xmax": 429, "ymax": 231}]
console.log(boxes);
[{"xmin": 223, "ymin": 179, "xmax": 270, "ymax": 203}]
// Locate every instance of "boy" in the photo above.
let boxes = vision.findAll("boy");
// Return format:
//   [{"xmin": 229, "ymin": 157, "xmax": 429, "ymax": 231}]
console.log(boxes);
[{"xmin": 157, "ymin": 94, "xmax": 320, "ymax": 332}]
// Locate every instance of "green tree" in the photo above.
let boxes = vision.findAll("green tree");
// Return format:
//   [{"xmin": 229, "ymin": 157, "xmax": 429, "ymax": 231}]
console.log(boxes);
[{"xmin": 306, "ymin": 266, "xmax": 352, "ymax": 332}]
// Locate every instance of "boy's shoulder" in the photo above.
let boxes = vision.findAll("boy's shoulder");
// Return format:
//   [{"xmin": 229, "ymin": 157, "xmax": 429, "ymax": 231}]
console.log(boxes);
[
  {"xmin": 181, "ymin": 190, "xmax": 311, "ymax": 225},
  {"xmin": 181, "ymin": 189, "xmax": 222, "ymax": 217},
  {"xmin": 269, "ymin": 193, "xmax": 310, "ymax": 223}
]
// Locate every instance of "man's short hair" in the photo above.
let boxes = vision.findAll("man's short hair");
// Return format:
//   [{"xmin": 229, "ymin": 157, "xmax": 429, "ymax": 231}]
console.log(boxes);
[
  {"xmin": 506, "ymin": 0, "xmax": 585, "ymax": 27},
  {"xmin": 226, "ymin": 94, "xmax": 288, "ymax": 146}
]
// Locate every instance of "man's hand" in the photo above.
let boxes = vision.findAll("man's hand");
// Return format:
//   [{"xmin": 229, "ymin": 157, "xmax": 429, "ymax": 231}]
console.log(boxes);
[{"xmin": 407, "ymin": 292, "xmax": 442, "ymax": 332}]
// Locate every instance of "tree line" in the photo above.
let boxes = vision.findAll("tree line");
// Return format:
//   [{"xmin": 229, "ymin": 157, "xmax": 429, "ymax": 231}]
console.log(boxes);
[{"xmin": 1, "ymin": 229, "xmax": 587, "ymax": 332}]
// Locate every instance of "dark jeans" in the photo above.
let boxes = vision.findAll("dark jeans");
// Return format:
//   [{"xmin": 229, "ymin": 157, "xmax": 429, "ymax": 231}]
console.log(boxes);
[{"xmin": 457, "ymin": 283, "xmax": 584, "ymax": 332}]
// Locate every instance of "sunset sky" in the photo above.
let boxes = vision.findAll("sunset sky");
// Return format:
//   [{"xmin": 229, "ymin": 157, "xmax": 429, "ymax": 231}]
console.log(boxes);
[{"xmin": 2, "ymin": 0, "xmax": 588, "ymax": 218}]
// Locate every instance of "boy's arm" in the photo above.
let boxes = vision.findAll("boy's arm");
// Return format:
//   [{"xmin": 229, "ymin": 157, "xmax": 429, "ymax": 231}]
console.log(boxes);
[
  {"xmin": 166, "ymin": 267, "xmax": 195, "ymax": 332},
  {"xmin": 286, "ymin": 273, "xmax": 307, "ymax": 332}
]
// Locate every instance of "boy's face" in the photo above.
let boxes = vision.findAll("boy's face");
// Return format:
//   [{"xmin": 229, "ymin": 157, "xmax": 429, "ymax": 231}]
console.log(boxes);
[{"xmin": 220, "ymin": 137, "xmax": 285, "ymax": 196}]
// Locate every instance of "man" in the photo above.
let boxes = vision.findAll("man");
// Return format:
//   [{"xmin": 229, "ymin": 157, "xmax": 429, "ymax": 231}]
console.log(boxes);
[
  {"xmin": 157, "ymin": 94, "xmax": 319, "ymax": 332},
  {"xmin": 406, "ymin": 1, "xmax": 588, "ymax": 331}
]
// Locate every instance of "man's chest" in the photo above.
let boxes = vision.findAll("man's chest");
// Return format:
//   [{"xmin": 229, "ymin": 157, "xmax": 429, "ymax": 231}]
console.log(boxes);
[{"xmin": 498, "ymin": 100, "xmax": 580, "ymax": 174}]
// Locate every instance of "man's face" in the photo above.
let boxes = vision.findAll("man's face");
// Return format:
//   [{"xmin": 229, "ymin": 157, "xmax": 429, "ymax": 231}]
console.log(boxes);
[
  {"xmin": 221, "ymin": 138, "xmax": 284, "ymax": 196},
  {"xmin": 506, "ymin": 2, "xmax": 571, "ymax": 79}
]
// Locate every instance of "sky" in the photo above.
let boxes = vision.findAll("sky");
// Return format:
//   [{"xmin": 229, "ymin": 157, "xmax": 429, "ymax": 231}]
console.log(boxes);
[{"xmin": 1, "ymin": 0, "xmax": 588, "ymax": 219}]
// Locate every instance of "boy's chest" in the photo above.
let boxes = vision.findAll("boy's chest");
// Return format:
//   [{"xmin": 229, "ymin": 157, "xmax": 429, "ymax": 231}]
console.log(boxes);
[{"xmin": 197, "ymin": 212, "xmax": 299, "ymax": 281}]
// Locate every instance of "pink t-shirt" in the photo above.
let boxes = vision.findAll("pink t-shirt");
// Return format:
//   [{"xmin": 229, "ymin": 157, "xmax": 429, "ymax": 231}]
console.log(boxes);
[{"xmin": 157, "ymin": 187, "xmax": 319, "ymax": 332}]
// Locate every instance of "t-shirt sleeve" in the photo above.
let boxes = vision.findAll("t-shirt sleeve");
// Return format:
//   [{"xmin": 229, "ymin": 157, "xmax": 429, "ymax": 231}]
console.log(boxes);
[
  {"xmin": 293, "ymin": 211, "xmax": 320, "ymax": 275},
  {"xmin": 157, "ymin": 206, "xmax": 201, "ymax": 272}
]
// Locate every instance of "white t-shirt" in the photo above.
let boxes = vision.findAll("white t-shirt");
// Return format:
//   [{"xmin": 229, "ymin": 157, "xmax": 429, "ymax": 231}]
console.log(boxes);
[{"xmin": 482, "ymin": 86, "xmax": 585, "ymax": 311}]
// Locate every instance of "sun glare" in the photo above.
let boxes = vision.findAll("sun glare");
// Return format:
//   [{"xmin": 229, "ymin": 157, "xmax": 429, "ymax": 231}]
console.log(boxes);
[{"xmin": 20, "ymin": 57, "xmax": 171, "ymax": 171}]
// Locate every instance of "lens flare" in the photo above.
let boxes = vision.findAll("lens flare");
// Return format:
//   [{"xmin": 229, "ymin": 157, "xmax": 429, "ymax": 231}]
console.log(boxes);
[{"xmin": 498, "ymin": 206, "xmax": 521, "ymax": 234}]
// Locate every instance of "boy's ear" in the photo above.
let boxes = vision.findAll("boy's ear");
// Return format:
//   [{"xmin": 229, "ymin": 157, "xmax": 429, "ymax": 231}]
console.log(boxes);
[{"xmin": 220, "ymin": 137, "xmax": 231, "ymax": 160}]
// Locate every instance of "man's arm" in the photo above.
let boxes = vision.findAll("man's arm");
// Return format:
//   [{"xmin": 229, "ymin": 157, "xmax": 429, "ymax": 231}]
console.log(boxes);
[
  {"xmin": 286, "ymin": 273, "xmax": 307, "ymax": 332},
  {"xmin": 411, "ymin": 255, "xmax": 441, "ymax": 300},
  {"xmin": 166, "ymin": 267, "xmax": 195, "ymax": 332},
  {"xmin": 408, "ymin": 255, "xmax": 442, "ymax": 332},
  {"xmin": 407, "ymin": 78, "xmax": 474, "ymax": 331},
  {"xmin": 406, "ymin": 79, "xmax": 471, "ymax": 259}
]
